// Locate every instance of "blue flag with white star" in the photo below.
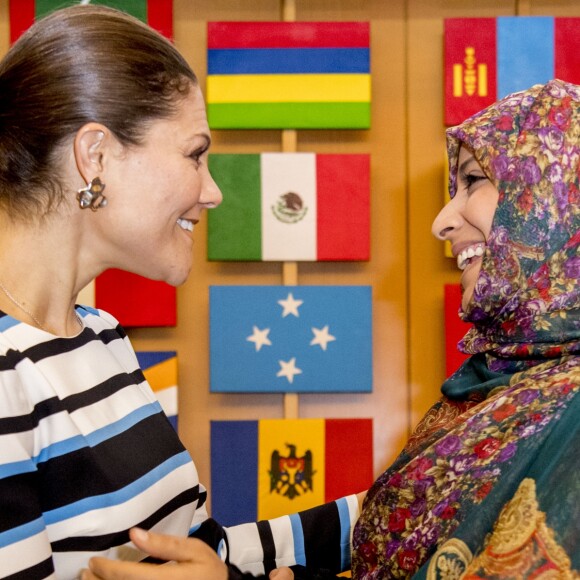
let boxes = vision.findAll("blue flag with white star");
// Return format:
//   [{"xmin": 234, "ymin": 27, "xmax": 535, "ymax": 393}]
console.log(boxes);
[{"xmin": 209, "ymin": 285, "xmax": 372, "ymax": 393}]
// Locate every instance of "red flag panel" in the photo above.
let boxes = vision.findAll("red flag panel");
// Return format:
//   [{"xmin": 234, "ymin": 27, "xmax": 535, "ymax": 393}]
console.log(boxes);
[
  {"xmin": 444, "ymin": 284, "xmax": 471, "ymax": 377},
  {"xmin": 95, "ymin": 269, "xmax": 176, "ymax": 328},
  {"xmin": 444, "ymin": 18, "xmax": 496, "ymax": 126},
  {"xmin": 555, "ymin": 18, "xmax": 580, "ymax": 85}
]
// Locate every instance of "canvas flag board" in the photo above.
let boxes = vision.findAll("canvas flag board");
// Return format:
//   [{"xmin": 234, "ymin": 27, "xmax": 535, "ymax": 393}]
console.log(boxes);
[
  {"xmin": 444, "ymin": 284, "xmax": 471, "ymax": 377},
  {"xmin": 136, "ymin": 351, "xmax": 178, "ymax": 431},
  {"xmin": 444, "ymin": 17, "xmax": 580, "ymax": 125},
  {"xmin": 209, "ymin": 285, "xmax": 372, "ymax": 393},
  {"xmin": 208, "ymin": 153, "xmax": 370, "ymax": 262},
  {"xmin": 206, "ymin": 21, "xmax": 371, "ymax": 129},
  {"xmin": 95, "ymin": 269, "xmax": 176, "ymax": 328},
  {"xmin": 210, "ymin": 418, "xmax": 373, "ymax": 526},
  {"xmin": 10, "ymin": 0, "xmax": 173, "ymax": 43}
]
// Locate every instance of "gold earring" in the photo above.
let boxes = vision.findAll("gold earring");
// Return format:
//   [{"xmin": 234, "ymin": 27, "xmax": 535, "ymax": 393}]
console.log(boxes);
[{"xmin": 77, "ymin": 177, "xmax": 107, "ymax": 211}]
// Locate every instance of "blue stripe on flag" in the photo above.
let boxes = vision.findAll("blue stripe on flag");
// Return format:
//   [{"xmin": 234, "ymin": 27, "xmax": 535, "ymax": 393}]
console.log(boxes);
[
  {"xmin": 210, "ymin": 421, "xmax": 258, "ymax": 526},
  {"xmin": 289, "ymin": 513, "xmax": 306, "ymax": 566},
  {"xmin": 207, "ymin": 48, "xmax": 370, "ymax": 75},
  {"xmin": 136, "ymin": 351, "xmax": 176, "ymax": 368},
  {"xmin": 497, "ymin": 17, "xmax": 554, "ymax": 99},
  {"xmin": 0, "ymin": 517, "xmax": 45, "ymax": 548},
  {"xmin": 43, "ymin": 450, "xmax": 191, "ymax": 524},
  {"xmin": 336, "ymin": 497, "xmax": 352, "ymax": 571}
]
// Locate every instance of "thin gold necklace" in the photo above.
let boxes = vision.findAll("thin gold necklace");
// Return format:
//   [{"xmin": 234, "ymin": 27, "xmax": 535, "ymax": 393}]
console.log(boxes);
[{"xmin": 0, "ymin": 280, "xmax": 82, "ymax": 333}]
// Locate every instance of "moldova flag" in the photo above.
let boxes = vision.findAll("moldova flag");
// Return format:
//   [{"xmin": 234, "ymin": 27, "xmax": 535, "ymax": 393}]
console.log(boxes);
[
  {"xmin": 211, "ymin": 418, "xmax": 373, "ymax": 526},
  {"xmin": 206, "ymin": 21, "xmax": 371, "ymax": 129},
  {"xmin": 444, "ymin": 284, "xmax": 471, "ymax": 377},
  {"xmin": 444, "ymin": 17, "xmax": 580, "ymax": 125},
  {"xmin": 209, "ymin": 285, "xmax": 372, "ymax": 394},
  {"xmin": 9, "ymin": 0, "xmax": 173, "ymax": 44},
  {"xmin": 136, "ymin": 351, "xmax": 178, "ymax": 431},
  {"xmin": 207, "ymin": 153, "xmax": 370, "ymax": 262},
  {"xmin": 95, "ymin": 269, "xmax": 176, "ymax": 328}
]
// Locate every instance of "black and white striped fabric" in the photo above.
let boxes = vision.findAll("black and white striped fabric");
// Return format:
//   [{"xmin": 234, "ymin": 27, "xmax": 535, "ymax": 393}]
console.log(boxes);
[{"xmin": 0, "ymin": 306, "xmax": 359, "ymax": 579}]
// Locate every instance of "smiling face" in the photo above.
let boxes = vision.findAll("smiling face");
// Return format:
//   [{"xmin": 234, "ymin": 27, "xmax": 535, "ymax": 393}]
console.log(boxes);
[
  {"xmin": 94, "ymin": 84, "xmax": 222, "ymax": 286},
  {"xmin": 432, "ymin": 145, "xmax": 500, "ymax": 311}
]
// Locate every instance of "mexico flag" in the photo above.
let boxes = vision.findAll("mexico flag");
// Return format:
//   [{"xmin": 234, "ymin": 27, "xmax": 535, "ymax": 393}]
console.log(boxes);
[
  {"xmin": 9, "ymin": 0, "xmax": 173, "ymax": 43},
  {"xmin": 210, "ymin": 418, "xmax": 373, "ymax": 526},
  {"xmin": 206, "ymin": 21, "xmax": 370, "ymax": 129},
  {"xmin": 445, "ymin": 17, "xmax": 580, "ymax": 125},
  {"xmin": 207, "ymin": 153, "xmax": 370, "ymax": 262}
]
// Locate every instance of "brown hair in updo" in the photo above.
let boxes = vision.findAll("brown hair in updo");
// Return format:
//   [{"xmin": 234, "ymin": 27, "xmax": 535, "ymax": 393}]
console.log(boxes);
[{"xmin": 0, "ymin": 5, "xmax": 198, "ymax": 220}]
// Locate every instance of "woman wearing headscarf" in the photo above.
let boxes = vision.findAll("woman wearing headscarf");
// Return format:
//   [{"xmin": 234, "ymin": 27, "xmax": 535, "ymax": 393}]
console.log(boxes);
[
  {"xmin": 351, "ymin": 78, "xmax": 580, "ymax": 578},
  {"xmin": 84, "ymin": 80, "xmax": 579, "ymax": 579}
]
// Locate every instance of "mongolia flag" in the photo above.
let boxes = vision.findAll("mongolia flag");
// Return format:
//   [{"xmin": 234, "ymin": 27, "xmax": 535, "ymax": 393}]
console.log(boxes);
[
  {"xmin": 211, "ymin": 418, "xmax": 373, "ymax": 526},
  {"xmin": 444, "ymin": 284, "xmax": 471, "ymax": 377},
  {"xmin": 95, "ymin": 269, "xmax": 176, "ymax": 327},
  {"xmin": 209, "ymin": 285, "xmax": 372, "ymax": 393},
  {"xmin": 136, "ymin": 351, "xmax": 178, "ymax": 430},
  {"xmin": 206, "ymin": 21, "xmax": 371, "ymax": 129},
  {"xmin": 207, "ymin": 153, "xmax": 370, "ymax": 262},
  {"xmin": 9, "ymin": 0, "xmax": 173, "ymax": 44},
  {"xmin": 444, "ymin": 17, "xmax": 580, "ymax": 125}
]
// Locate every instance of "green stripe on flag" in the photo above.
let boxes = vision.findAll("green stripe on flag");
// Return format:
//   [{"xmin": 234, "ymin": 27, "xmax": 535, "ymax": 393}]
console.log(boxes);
[
  {"xmin": 208, "ymin": 154, "xmax": 262, "ymax": 261},
  {"xmin": 35, "ymin": 0, "xmax": 147, "ymax": 21},
  {"xmin": 207, "ymin": 102, "xmax": 370, "ymax": 129}
]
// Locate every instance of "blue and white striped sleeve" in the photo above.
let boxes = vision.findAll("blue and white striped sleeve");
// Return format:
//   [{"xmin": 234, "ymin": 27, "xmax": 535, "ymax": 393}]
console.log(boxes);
[{"xmin": 222, "ymin": 495, "xmax": 359, "ymax": 577}]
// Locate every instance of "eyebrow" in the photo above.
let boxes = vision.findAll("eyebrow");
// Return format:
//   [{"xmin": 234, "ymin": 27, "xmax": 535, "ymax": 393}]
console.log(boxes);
[{"xmin": 458, "ymin": 154, "xmax": 476, "ymax": 175}]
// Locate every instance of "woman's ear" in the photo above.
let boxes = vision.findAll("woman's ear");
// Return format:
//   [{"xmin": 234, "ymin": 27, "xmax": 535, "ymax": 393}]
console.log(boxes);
[{"xmin": 73, "ymin": 122, "xmax": 109, "ymax": 183}]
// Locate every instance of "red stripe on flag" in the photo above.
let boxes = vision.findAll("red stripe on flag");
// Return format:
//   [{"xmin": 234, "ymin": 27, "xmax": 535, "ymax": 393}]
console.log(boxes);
[
  {"xmin": 444, "ymin": 284, "xmax": 471, "ymax": 377},
  {"xmin": 555, "ymin": 18, "xmax": 580, "ymax": 85},
  {"xmin": 9, "ymin": 0, "xmax": 34, "ymax": 44},
  {"xmin": 324, "ymin": 419, "xmax": 373, "ymax": 503},
  {"xmin": 207, "ymin": 21, "xmax": 369, "ymax": 49},
  {"xmin": 95, "ymin": 269, "xmax": 176, "ymax": 327},
  {"xmin": 316, "ymin": 154, "xmax": 370, "ymax": 261},
  {"xmin": 444, "ymin": 18, "xmax": 496, "ymax": 126},
  {"xmin": 147, "ymin": 0, "xmax": 173, "ymax": 40}
]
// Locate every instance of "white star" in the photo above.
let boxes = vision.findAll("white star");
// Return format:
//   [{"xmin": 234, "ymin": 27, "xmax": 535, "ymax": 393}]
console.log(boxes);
[
  {"xmin": 246, "ymin": 326, "xmax": 272, "ymax": 352},
  {"xmin": 276, "ymin": 358, "xmax": 302, "ymax": 384},
  {"xmin": 278, "ymin": 292, "xmax": 303, "ymax": 318},
  {"xmin": 310, "ymin": 326, "xmax": 336, "ymax": 351}
]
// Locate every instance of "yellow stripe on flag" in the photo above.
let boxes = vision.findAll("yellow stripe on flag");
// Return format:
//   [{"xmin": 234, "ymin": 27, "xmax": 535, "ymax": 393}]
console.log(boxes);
[
  {"xmin": 258, "ymin": 419, "xmax": 325, "ymax": 520},
  {"xmin": 478, "ymin": 64, "xmax": 488, "ymax": 97},
  {"xmin": 142, "ymin": 358, "xmax": 178, "ymax": 393},
  {"xmin": 452, "ymin": 64, "xmax": 463, "ymax": 98},
  {"xmin": 207, "ymin": 74, "xmax": 371, "ymax": 104}
]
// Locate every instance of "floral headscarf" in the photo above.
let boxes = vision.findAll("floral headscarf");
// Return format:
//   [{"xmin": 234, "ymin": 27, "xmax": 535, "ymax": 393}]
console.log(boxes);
[{"xmin": 447, "ymin": 79, "xmax": 580, "ymax": 371}]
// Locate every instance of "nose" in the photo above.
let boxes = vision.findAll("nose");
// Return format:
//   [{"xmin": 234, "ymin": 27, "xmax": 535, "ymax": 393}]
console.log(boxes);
[
  {"xmin": 431, "ymin": 195, "xmax": 462, "ymax": 240},
  {"xmin": 199, "ymin": 166, "xmax": 223, "ymax": 209}
]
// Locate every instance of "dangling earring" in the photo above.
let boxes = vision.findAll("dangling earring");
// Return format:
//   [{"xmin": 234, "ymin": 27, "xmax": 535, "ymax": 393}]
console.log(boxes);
[{"xmin": 77, "ymin": 177, "xmax": 107, "ymax": 211}]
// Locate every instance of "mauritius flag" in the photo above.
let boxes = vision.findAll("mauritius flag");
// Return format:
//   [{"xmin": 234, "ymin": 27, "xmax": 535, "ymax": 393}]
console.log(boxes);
[
  {"xmin": 136, "ymin": 351, "xmax": 178, "ymax": 430},
  {"xmin": 207, "ymin": 153, "xmax": 370, "ymax": 262},
  {"xmin": 445, "ymin": 17, "xmax": 580, "ymax": 125},
  {"xmin": 206, "ymin": 21, "xmax": 371, "ymax": 129},
  {"xmin": 211, "ymin": 418, "xmax": 373, "ymax": 526},
  {"xmin": 209, "ymin": 285, "xmax": 372, "ymax": 393},
  {"xmin": 9, "ymin": 0, "xmax": 173, "ymax": 43}
]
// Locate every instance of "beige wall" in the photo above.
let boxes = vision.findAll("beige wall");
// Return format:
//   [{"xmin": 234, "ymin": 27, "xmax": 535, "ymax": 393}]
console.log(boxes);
[{"xmin": 2, "ymin": 0, "xmax": 580, "ymax": 511}]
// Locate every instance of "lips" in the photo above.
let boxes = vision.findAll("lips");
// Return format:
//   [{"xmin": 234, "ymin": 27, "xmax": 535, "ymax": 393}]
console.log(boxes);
[{"xmin": 457, "ymin": 243, "xmax": 485, "ymax": 270}]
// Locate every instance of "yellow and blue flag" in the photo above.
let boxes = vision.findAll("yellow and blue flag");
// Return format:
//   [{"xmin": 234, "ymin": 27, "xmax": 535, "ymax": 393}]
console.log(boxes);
[
  {"xmin": 210, "ymin": 418, "xmax": 373, "ymax": 525},
  {"xmin": 136, "ymin": 351, "xmax": 178, "ymax": 430},
  {"xmin": 209, "ymin": 285, "xmax": 372, "ymax": 393}
]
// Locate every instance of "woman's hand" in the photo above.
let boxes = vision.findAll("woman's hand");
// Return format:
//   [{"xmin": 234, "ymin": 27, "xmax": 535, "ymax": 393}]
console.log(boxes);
[{"xmin": 81, "ymin": 528, "xmax": 228, "ymax": 580}]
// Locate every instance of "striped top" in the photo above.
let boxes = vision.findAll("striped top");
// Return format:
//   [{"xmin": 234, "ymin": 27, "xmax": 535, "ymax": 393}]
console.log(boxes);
[{"xmin": 0, "ymin": 306, "xmax": 359, "ymax": 579}]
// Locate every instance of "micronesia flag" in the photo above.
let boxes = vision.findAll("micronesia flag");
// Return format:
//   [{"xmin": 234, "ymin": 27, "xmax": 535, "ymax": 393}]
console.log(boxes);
[
  {"xmin": 136, "ymin": 351, "xmax": 178, "ymax": 431},
  {"xmin": 206, "ymin": 21, "xmax": 371, "ymax": 129},
  {"xmin": 444, "ymin": 17, "xmax": 580, "ymax": 125},
  {"xmin": 211, "ymin": 418, "xmax": 373, "ymax": 526},
  {"xmin": 207, "ymin": 153, "xmax": 370, "ymax": 262},
  {"xmin": 210, "ymin": 286, "xmax": 372, "ymax": 393},
  {"xmin": 10, "ymin": 0, "xmax": 173, "ymax": 43}
]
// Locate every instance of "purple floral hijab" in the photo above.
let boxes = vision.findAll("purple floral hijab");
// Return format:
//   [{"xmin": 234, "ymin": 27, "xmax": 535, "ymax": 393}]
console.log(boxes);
[{"xmin": 448, "ymin": 79, "xmax": 580, "ymax": 371}]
